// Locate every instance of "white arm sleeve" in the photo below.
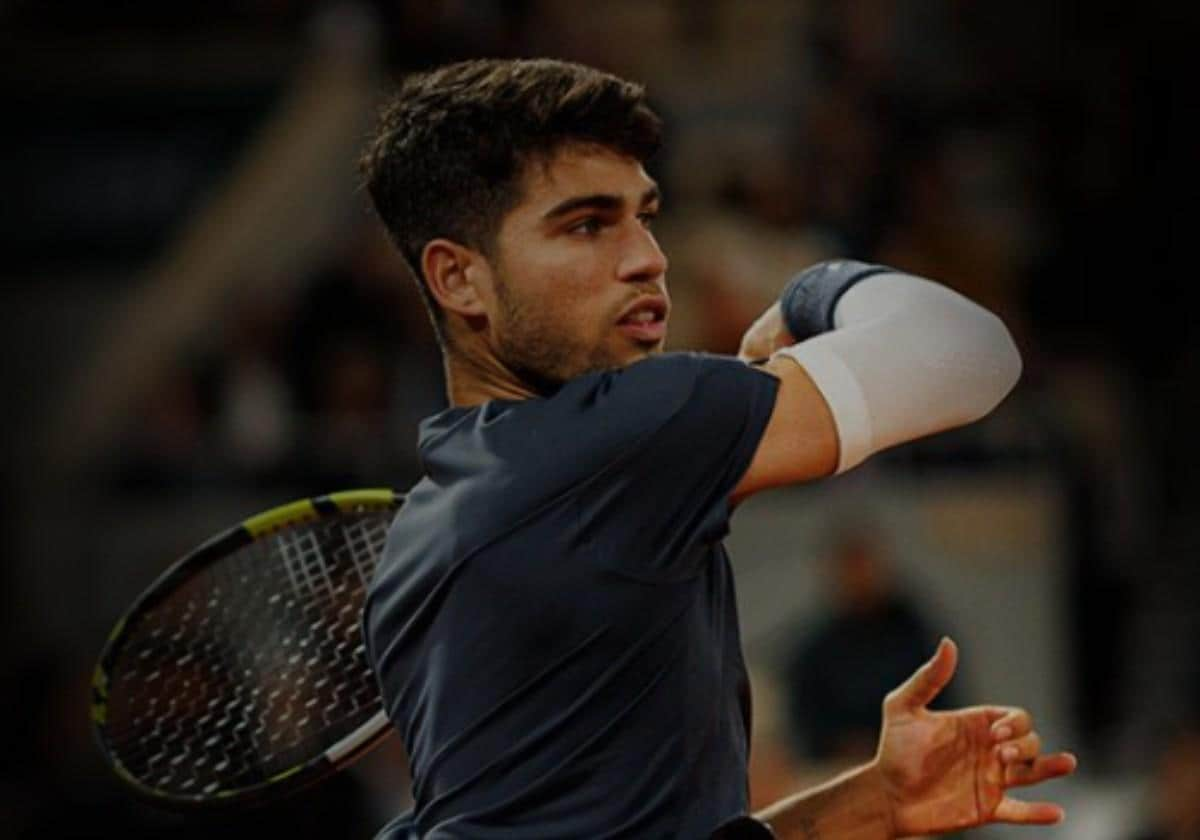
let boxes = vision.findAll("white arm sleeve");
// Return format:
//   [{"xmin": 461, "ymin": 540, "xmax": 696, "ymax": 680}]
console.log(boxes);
[{"xmin": 773, "ymin": 272, "xmax": 1023, "ymax": 474}]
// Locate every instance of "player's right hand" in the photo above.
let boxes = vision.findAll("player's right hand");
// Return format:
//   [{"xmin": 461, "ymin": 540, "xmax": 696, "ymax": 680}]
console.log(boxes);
[{"xmin": 737, "ymin": 302, "xmax": 795, "ymax": 363}]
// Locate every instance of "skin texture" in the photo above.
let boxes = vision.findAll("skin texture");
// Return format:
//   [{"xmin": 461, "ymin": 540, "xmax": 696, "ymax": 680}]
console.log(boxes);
[{"xmin": 416, "ymin": 143, "xmax": 1077, "ymax": 837}]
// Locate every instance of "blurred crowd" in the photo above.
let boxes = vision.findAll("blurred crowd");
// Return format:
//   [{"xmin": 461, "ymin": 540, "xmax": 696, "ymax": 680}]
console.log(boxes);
[
  {"xmin": 105, "ymin": 222, "xmax": 443, "ymax": 497},
  {"xmin": 1, "ymin": 1, "xmax": 1193, "ymax": 837}
]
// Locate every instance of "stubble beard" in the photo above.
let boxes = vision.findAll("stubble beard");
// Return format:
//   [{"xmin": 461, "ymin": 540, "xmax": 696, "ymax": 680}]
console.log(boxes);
[{"xmin": 493, "ymin": 276, "xmax": 621, "ymax": 395}]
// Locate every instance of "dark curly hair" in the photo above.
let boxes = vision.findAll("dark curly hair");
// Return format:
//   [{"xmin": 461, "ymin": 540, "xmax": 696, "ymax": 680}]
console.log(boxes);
[{"xmin": 359, "ymin": 58, "xmax": 663, "ymax": 346}]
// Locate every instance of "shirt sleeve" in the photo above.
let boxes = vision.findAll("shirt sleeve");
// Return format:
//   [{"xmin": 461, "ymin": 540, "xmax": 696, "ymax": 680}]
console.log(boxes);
[{"xmin": 564, "ymin": 352, "xmax": 779, "ymax": 581}]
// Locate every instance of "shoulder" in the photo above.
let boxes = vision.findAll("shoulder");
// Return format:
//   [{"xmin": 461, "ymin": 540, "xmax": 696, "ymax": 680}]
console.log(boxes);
[
  {"xmin": 603, "ymin": 351, "xmax": 775, "ymax": 388},
  {"xmin": 411, "ymin": 353, "xmax": 778, "ymax": 507},
  {"xmin": 559, "ymin": 352, "xmax": 777, "ymax": 416},
  {"xmin": 531, "ymin": 352, "xmax": 776, "ymax": 451}
]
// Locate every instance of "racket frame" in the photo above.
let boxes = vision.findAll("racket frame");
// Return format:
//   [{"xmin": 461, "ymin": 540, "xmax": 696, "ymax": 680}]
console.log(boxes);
[{"xmin": 91, "ymin": 488, "xmax": 401, "ymax": 810}]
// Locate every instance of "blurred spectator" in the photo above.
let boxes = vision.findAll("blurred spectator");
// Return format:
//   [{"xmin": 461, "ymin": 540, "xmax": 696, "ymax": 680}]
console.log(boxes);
[{"xmin": 781, "ymin": 525, "xmax": 956, "ymax": 764}]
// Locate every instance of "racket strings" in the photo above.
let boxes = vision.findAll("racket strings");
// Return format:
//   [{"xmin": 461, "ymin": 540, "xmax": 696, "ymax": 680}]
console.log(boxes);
[{"xmin": 101, "ymin": 509, "xmax": 391, "ymax": 798}]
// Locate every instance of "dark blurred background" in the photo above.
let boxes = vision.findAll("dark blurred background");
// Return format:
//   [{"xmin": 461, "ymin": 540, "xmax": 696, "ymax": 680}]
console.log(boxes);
[{"xmin": 1, "ymin": 1, "xmax": 1194, "ymax": 838}]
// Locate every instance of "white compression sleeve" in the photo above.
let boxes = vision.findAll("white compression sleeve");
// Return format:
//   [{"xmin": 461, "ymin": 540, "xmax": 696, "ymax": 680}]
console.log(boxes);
[{"xmin": 773, "ymin": 272, "xmax": 1023, "ymax": 474}]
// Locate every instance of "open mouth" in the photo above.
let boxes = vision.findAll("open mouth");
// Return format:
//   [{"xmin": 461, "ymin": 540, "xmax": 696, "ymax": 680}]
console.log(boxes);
[{"xmin": 617, "ymin": 297, "xmax": 669, "ymax": 342}]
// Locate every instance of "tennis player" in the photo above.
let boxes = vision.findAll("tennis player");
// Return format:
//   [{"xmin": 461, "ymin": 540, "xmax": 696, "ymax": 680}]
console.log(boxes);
[{"xmin": 359, "ymin": 58, "xmax": 1075, "ymax": 839}]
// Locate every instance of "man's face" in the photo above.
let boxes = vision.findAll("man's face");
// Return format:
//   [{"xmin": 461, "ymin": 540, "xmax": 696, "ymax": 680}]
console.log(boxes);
[{"xmin": 484, "ymin": 143, "xmax": 669, "ymax": 388}]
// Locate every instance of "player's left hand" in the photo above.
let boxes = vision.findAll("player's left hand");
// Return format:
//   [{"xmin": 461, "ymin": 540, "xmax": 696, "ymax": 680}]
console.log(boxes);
[
  {"xmin": 737, "ymin": 302, "xmax": 795, "ymax": 363},
  {"xmin": 875, "ymin": 638, "xmax": 1077, "ymax": 837}
]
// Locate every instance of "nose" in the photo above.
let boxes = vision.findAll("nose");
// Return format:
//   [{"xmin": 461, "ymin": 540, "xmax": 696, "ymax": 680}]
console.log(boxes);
[{"xmin": 617, "ymin": 222, "xmax": 669, "ymax": 282}]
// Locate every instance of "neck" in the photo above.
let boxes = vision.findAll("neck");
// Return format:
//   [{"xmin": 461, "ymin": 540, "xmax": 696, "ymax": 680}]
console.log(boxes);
[{"xmin": 442, "ymin": 344, "xmax": 541, "ymax": 408}]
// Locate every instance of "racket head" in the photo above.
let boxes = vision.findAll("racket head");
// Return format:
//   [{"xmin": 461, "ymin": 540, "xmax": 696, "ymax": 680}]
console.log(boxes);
[{"xmin": 91, "ymin": 488, "xmax": 401, "ymax": 810}]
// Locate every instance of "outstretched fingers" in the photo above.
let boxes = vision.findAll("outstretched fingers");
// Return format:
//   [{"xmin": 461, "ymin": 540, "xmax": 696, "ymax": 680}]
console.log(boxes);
[
  {"xmin": 997, "ymin": 731, "xmax": 1041, "ymax": 764},
  {"xmin": 994, "ymin": 749, "xmax": 1077, "ymax": 824},
  {"xmin": 993, "ymin": 796, "xmax": 1065, "ymax": 825},
  {"xmin": 988, "ymin": 707, "xmax": 1032, "ymax": 741},
  {"xmin": 885, "ymin": 637, "xmax": 958, "ymax": 714},
  {"xmin": 1004, "ymin": 752, "xmax": 1078, "ymax": 787}
]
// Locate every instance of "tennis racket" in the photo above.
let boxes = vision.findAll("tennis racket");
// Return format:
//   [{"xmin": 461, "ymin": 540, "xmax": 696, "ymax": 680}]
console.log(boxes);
[{"xmin": 91, "ymin": 488, "xmax": 402, "ymax": 810}]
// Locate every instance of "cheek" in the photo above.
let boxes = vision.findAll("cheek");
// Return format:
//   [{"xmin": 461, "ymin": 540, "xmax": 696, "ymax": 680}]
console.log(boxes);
[
  {"xmin": 535, "ymin": 297, "xmax": 609, "ymax": 351},
  {"xmin": 496, "ymin": 243, "xmax": 622, "ymax": 346},
  {"xmin": 499, "ymin": 278, "xmax": 589, "ymax": 349},
  {"xmin": 523, "ymin": 264, "xmax": 612, "ymax": 331}
]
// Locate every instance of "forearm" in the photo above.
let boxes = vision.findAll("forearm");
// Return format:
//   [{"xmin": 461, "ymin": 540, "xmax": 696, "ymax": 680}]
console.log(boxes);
[
  {"xmin": 776, "ymin": 263, "xmax": 1022, "ymax": 473},
  {"xmin": 754, "ymin": 762, "xmax": 894, "ymax": 840}
]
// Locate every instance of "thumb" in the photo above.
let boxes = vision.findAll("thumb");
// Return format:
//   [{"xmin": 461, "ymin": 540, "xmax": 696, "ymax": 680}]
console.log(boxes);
[{"xmin": 887, "ymin": 637, "xmax": 958, "ymax": 714}]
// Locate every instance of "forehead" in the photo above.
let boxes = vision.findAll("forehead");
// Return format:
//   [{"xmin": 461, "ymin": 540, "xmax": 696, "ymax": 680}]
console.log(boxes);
[{"xmin": 515, "ymin": 144, "xmax": 656, "ymax": 211}]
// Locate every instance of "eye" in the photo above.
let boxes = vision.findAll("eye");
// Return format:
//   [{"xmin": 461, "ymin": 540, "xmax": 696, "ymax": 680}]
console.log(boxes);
[
  {"xmin": 568, "ymin": 217, "xmax": 603, "ymax": 236},
  {"xmin": 637, "ymin": 210, "xmax": 658, "ymax": 229}
]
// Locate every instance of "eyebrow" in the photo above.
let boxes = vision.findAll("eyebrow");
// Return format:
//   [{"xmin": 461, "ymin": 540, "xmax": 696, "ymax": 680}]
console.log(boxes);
[{"xmin": 541, "ymin": 184, "xmax": 661, "ymax": 221}]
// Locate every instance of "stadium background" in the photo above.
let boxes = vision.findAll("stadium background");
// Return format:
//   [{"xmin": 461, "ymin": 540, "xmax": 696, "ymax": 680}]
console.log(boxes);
[{"xmin": 0, "ymin": 1, "xmax": 1192, "ymax": 837}]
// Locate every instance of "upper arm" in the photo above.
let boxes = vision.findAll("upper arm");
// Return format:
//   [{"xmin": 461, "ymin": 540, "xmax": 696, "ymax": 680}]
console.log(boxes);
[
  {"xmin": 563, "ymin": 353, "xmax": 778, "ymax": 578},
  {"xmin": 730, "ymin": 355, "xmax": 840, "ymax": 505}
]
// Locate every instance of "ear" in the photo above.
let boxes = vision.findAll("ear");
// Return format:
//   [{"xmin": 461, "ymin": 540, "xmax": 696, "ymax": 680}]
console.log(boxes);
[{"xmin": 421, "ymin": 238, "xmax": 492, "ymax": 319}]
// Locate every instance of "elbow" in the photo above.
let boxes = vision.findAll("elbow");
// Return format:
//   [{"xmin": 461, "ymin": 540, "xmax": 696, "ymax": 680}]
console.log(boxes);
[
  {"xmin": 967, "ymin": 311, "xmax": 1023, "ymax": 420},
  {"xmin": 998, "ymin": 318, "xmax": 1023, "ymax": 397}
]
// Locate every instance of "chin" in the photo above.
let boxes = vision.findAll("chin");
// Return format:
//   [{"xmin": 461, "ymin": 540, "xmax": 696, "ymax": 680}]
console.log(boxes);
[
  {"xmin": 601, "ymin": 346, "xmax": 655, "ymax": 371},
  {"xmin": 629, "ymin": 340, "xmax": 665, "ymax": 361},
  {"xmin": 557, "ymin": 340, "xmax": 664, "ymax": 383}
]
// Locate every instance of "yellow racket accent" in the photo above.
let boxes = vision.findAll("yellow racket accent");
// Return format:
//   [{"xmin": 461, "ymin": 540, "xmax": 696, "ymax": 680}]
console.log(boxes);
[
  {"xmin": 241, "ymin": 489, "xmax": 395, "ymax": 538},
  {"xmin": 242, "ymin": 499, "xmax": 319, "ymax": 538},
  {"xmin": 267, "ymin": 765, "xmax": 305, "ymax": 785},
  {"xmin": 327, "ymin": 488, "xmax": 395, "ymax": 511}
]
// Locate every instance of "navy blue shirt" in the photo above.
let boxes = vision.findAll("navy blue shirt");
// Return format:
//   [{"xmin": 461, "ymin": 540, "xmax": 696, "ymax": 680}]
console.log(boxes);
[{"xmin": 364, "ymin": 353, "xmax": 779, "ymax": 838}]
